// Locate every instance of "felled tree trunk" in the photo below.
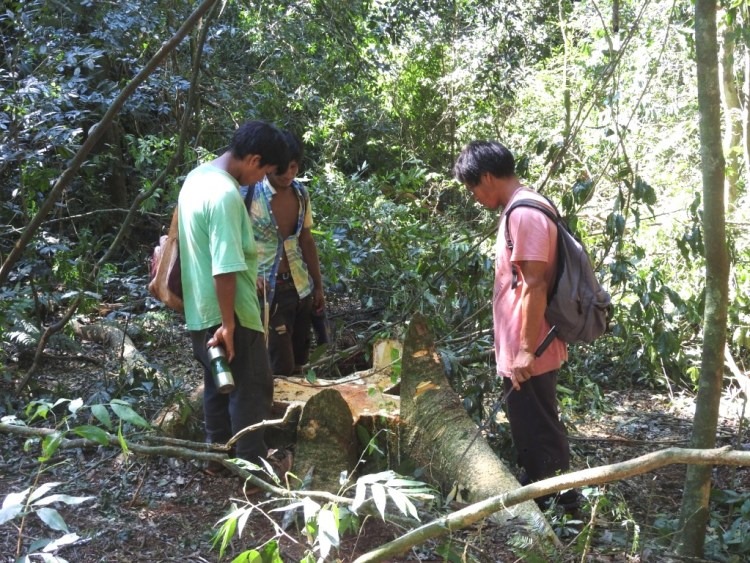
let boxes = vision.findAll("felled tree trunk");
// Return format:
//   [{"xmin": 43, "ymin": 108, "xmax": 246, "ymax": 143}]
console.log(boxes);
[
  {"xmin": 71, "ymin": 320, "xmax": 151, "ymax": 374},
  {"xmin": 400, "ymin": 313, "xmax": 558, "ymax": 543}
]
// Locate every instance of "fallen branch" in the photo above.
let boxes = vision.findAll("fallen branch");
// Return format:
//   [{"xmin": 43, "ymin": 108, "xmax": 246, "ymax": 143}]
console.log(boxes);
[{"xmin": 353, "ymin": 446, "xmax": 750, "ymax": 563}]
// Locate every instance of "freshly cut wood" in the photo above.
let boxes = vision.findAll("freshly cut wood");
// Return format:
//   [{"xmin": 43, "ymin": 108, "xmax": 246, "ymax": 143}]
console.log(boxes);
[
  {"xmin": 294, "ymin": 388, "xmax": 359, "ymax": 492},
  {"xmin": 273, "ymin": 370, "xmax": 399, "ymax": 422},
  {"xmin": 400, "ymin": 313, "xmax": 558, "ymax": 543}
]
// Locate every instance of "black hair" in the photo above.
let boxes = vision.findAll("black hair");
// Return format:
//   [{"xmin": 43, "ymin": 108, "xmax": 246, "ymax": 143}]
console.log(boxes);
[
  {"xmin": 230, "ymin": 120, "xmax": 290, "ymax": 170},
  {"xmin": 283, "ymin": 130, "xmax": 304, "ymax": 163},
  {"xmin": 453, "ymin": 140, "xmax": 515, "ymax": 187}
]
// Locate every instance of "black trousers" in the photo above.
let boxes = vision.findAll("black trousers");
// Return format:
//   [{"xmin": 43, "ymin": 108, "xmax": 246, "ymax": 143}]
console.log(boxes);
[
  {"xmin": 503, "ymin": 370, "xmax": 570, "ymax": 482},
  {"xmin": 191, "ymin": 322, "xmax": 273, "ymax": 463},
  {"xmin": 267, "ymin": 282, "xmax": 313, "ymax": 376}
]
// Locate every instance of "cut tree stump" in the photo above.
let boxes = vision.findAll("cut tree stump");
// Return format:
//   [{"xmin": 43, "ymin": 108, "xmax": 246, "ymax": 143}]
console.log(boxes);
[
  {"xmin": 400, "ymin": 313, "xmax": 558, "ymax": 543},
  {"xmin": 294, "ymin": 388, "xmax": 359, "ymax": 492}
]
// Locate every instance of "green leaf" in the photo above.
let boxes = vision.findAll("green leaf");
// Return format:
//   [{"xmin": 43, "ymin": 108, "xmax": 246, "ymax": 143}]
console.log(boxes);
[
  {"xmin": 28, "ymin": 482, "xmax": 61, "ymax": 504},
  {"xmin": 302, "ymin": 497, "xmax": 321, "ymax": 523},
  {"xmin": 72, "ymin": 425, "xmax": 111, "ymax": 446},
  {"xmin": 41, "ymin": 532, "xmax": 81, "ymax": 552},
  {"xmin": 40, "ymin": 432, "xmax": 64, "ymax": 462},
  {"xmin": 110, "ymin": 401, "xmax": 151, "ymax": 429},
  {"xmin": 231, "ymin": 549, "xmax": 262, "ymax": 563},
  {"xmin": 32, "ymin": 494, "xmax": 95, "ymax": 507},
  {"xmin": 4, "ymin": 487, "xmax": 31, "ymax": 509},
  {"xmin": 317, "ymin": 508, "xmax": 340, "ymax": 559},
  {"xmin": 352, "ymin": 481, "xmax": 367, "ymax": 514},
  {"xmin": 68, "ymin": 398, "xmax": 84, "ymax": 414},
  {"xmin": 371, "ymin": 483, "xmax": 387, "ymax": 519},
  {"xmin": 0, "ymin": 504, "xmax": 24, "ymax": 526},
  {"xmin": 90, "ymin": 404, "xmax": 112, "ymax": 429},
  {"xmin": 35, "ymin": 507, "xmax": 69, "ymax": 532},
  {"xmin": 213, "ymin": 508, "xmax": 238, "ymax": 557},
  {"xmin": 117, "ymin": 424, "xmax": 130, "ymax": 457}
]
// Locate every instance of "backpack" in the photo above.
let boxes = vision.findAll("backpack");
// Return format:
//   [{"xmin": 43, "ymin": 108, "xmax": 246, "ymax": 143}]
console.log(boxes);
[
  {"xmin": 504, "ymin": 196, "xmax": 611, "ymax": 345},
  {"xmin": 147, "ymin": 207, "xmax": 184, "ymax": 312}
]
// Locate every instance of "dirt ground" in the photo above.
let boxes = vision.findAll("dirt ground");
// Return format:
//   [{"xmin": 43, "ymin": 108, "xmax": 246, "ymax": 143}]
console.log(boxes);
[{"xmin": 1, "ymin": 314, "xmax": 749, "ymax": 563}]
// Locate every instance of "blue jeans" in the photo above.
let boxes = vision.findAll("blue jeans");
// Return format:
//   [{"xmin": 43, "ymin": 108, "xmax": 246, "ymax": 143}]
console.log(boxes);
[{"xmin": 191, "ymin": 322, "xmax": 273, "ymax": 463}]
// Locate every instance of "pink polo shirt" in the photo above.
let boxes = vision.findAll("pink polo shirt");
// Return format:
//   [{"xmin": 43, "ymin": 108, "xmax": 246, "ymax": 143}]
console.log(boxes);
[{"xmin": 493, "ymin": 188, "xmax": 567, "ymax": 377}]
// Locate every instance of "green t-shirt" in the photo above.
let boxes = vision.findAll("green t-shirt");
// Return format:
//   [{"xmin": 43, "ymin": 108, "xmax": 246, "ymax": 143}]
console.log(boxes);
[{"xmin": 177, "ymin": 163, "xmax": 263, "ymax": 333}]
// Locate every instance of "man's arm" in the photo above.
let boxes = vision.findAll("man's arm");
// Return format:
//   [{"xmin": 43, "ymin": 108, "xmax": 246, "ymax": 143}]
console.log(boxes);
[
  {"xmin": 510, "ymin": 260, "xmax": 548, "ymax": 390},
  {"xmin": 299, "ymin": 227, "xmax": 325, "ymax": 312},
  {"xmin": 208, "ymin": 272, "xmax": 237, "ymax": 360}
]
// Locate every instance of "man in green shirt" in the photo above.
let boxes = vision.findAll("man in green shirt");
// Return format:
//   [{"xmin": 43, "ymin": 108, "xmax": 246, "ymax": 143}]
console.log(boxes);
[{"xmin": 178, "ymin": 120, "xmax": 289, "ymax": 471}]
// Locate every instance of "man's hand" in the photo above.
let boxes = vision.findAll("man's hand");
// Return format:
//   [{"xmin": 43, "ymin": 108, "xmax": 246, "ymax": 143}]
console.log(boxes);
[
  {"xmin": 208, "ymin": 323, "xmax": 236, "ymax": 362},
  {"xmin": 312, "ymin": 286, "xmax": 325, "ymax": 314},
  {"xmin": 510, "ymin": 348, "xmax": 535, "ymax": 390}
]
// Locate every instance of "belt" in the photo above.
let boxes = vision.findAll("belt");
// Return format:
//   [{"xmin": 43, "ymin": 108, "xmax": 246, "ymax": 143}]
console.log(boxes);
[{"xmin": 276, "ymin": 271, "xmax": 293, "ymax": 284}]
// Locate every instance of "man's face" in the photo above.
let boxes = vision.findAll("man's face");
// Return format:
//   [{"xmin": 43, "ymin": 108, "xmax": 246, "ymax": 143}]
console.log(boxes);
[
  {"xmin": 268, "ymin": 160, "xmax": 299, "ymax": 189},
  {"xmin": 467, "ymin": 173, "xmax": 501, "ymax": 210},
  {"xmin": 239, "ymin": 154, "xmax": 276, "ymax": 186}
]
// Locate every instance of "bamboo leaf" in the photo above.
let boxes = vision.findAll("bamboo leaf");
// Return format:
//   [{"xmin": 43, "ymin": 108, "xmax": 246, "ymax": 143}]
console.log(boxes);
[
  {"xmin": 371, "ymin": 483, "xmax": 387, "ymax": 519},
  {"xmin": 35, "ymin": 507, "xmax": 69, "ymax": 532}
]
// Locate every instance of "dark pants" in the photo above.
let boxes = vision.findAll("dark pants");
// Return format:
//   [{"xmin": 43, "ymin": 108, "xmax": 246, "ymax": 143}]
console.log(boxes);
[
  {"xmin": 267, "ymin": 281, "xmax": 313, "ymax": 376},
  {"xmin": 503, "ymin": 370, "xmax": 570, "ymax": 482},
  {"xmin": 191, "ymin": 322, "xmax": 273, "ymax": 463}
]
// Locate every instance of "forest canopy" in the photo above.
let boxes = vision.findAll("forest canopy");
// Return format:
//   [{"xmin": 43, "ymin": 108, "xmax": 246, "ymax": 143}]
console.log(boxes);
[{"xmin": 1, "ymin": 0, "xmax": 750, "ymax": 559}]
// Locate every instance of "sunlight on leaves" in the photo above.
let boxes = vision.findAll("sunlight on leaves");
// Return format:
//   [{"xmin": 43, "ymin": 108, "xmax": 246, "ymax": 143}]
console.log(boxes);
[{"xmin": 317, "ymin": 508, "xmax": 340, "ymax": 559}]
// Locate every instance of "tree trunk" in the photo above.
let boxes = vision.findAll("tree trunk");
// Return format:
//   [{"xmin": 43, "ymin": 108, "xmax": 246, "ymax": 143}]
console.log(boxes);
[
  {"xmin": 718, "ymin": 20, "xmax": 742, "ymax": 208},
  {"xmin": 675, "ymin": 0, "xmax": 730, "ymax": 557},
  {"xmin": 294, "ymin": 388, "xmax": 359, "ymax": 492},
  {"xmin": 399, "ymin": 313, "xmax": 558, "ymax": 544}
]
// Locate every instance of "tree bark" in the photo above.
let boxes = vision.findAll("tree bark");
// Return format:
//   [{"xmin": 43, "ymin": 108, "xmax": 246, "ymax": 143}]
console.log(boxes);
[
  {"xmin": 718, "ymin": 20, "xmax": 742, "ymax": 208},
  {"xmin": 294, "ymin": 388, "xmax": 359, "ymax": 492},
  {"xmin": 675, "ymin": 1, "xmax": 729, "ymax": 557},
  {"xmin": 399, "ymin": 313, "xmax": 558, "ymax": 543}
]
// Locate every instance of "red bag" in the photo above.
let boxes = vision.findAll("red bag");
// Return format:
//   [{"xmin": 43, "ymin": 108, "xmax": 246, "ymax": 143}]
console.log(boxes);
[{"xmin": 148, "ymin": 207, "xmax": 184, "ymax": 312}]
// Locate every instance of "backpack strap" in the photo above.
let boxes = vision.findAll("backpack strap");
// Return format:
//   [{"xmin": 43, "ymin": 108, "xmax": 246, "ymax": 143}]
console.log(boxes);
[
  {"xmin": 503, "ymin": 196, "xmax": 561, "ymax": 250},
  {"xmin": 503, "ymin": 195, "xmax": 562, "ymax": 294}
]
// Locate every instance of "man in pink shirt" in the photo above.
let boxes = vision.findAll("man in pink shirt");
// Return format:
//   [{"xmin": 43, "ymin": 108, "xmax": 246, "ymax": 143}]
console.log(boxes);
[{"xmin": 454, "ymin": 140, "xmax": 580, "ymax": 513}]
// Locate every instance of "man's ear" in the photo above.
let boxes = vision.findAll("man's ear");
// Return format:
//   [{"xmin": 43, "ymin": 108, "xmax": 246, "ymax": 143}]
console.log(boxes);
[{"xmin": 243, "ymin": 154, "xmax": 262, "ymax": 169}]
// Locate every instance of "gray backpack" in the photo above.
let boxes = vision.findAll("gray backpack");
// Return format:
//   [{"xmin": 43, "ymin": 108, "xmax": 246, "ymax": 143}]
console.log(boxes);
[{"xmin": 504, "ymin": 197, "xmax": 612, "ymax": 345}]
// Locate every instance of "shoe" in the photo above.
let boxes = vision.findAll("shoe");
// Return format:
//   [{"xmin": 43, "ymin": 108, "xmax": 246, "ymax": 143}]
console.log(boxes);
[{"xmin": 556, "ymin": 490, "xmax": 584, "ymax": 519}]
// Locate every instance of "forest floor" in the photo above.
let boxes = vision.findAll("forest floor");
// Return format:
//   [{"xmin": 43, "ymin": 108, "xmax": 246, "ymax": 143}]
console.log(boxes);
[{"xmin": 1, "ymin": 311, "xmax": 749, "ymax": 563}]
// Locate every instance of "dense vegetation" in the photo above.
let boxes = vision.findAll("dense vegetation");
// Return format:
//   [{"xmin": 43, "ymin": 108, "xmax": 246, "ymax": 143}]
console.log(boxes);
[{"xmin": 1, "ymin": 0, "xmax": 749, "ymax": 560}]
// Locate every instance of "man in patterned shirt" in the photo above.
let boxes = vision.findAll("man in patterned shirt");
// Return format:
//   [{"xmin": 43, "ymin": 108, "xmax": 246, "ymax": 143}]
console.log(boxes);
[{"xmin": 245, "ymin": 131, "xmax": 325, "ymax": 376}]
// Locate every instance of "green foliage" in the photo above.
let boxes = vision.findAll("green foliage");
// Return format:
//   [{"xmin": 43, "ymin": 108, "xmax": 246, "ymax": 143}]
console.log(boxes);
[
  {"xmin": 655, "ymin": 487, "xmax": 750, "ymax": 561},
  {"xmin": 0, "ymin": 482, "xmax": 95, "ymax": 559}
]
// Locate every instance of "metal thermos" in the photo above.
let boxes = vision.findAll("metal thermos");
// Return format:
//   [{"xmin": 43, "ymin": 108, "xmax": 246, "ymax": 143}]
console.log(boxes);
[{"xmin": 207, "ymin": 345, "xmax": 235, "ymax": 394}]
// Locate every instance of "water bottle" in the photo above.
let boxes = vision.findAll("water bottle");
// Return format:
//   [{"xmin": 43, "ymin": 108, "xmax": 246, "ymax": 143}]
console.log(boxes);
[{"xmin": 207, "ymin": 345, "xmax": 235, "ymax": 394}]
